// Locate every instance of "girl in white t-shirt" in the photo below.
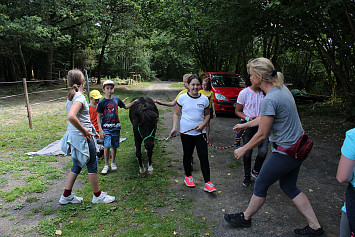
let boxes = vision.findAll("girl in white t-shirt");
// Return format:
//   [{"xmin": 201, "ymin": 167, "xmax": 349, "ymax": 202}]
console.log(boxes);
[{"xmin": 170, "ymin": 75, "xmax": 216, "ymax": 192}]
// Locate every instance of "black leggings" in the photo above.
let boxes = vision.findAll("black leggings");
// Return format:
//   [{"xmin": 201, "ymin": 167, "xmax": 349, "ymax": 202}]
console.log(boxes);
[
  {"xmin": 180, "ymin": 134, "xmax": 210, "ymax": 183},
  {"xmin": 242, "ymin": 125, "xmax": 268, "ymax": 176},
  {"xmin": 254, "ymin": 152, "xmax": 302, "ymax": 199}
]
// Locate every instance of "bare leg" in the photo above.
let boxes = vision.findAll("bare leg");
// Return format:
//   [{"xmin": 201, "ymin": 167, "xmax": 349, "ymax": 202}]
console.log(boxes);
[
  {"xmin": 104, "ymin": 148, "xmax": 110, "ymax": 165},
  {"xmin": 244, "ymin": 195, "xmax": 266, "ymax": 220},
  {"xmin": 88, "ymin": 173, "xmax": 100, "ymax": 193},
  {"xmin": 111, "ymin": 148, "xmax": 116, "ymax": 163},
  {"xmin": 64, "ymin": 171, "xmax": 78, "ymax": 190},
  {"xmin": 292, "ymin": 192, "xmax": 321, "ymax": 229}
]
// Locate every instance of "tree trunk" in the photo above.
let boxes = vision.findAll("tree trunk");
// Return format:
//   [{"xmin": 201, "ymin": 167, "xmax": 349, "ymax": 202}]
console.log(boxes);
[
  {"xmin": 97, "ymin": 33, "xmax": 110, "ymax": 85},
  {"xmin": 342, "ymin": 0, "xmax": 355, "ymax": 40},
  {"xmin": 271, "ymin": 34, "xmax": 279, "ymax": 65},
  {"xmin": 45, "ymin": 47, "xmax": 53, "ymax": 81},
  {"xmin": 7, "ymin": 57, "xmax": 17, "ymax": 82},
  {"xmin": 70, "ymin": 29, "xmax": 75, "ymax": 69}
]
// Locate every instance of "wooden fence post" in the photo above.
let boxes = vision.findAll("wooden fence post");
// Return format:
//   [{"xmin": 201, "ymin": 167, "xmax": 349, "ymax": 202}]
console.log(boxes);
[
  {"xmin": 84, "ymin": 69, "xmax": 90, "ymax": 103},
  {"xmin": 23, "ymin": 78, "xmax": 33, "ymax": 129}
]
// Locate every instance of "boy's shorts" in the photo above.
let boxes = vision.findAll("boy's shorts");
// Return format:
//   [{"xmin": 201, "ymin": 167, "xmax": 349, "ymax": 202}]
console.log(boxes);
[{"xmin": 103, "ymin": 129, "xmax": 120, "ymax": 149}]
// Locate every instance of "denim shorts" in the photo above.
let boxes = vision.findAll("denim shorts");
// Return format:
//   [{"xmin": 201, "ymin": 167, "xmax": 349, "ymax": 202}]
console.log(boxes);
[
  {"xmin": 71, "ymin": 137, "xmax": 98, "ymax": 175},
  {"xmin": 103, "ymin": 129, "xmax": 120, "ymax": 149}
]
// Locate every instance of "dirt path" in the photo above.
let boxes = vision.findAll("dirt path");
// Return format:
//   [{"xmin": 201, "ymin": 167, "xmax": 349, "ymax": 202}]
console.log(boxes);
[{"xmin": 146, "ymin": 82, "xmax": 345, "ymax": 237}]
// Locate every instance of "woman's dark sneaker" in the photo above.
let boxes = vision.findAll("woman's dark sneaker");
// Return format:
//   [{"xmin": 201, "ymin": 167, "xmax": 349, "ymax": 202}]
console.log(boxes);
[
  {"xmin": 223, "ymin": 212, "xmax": 251, "ymax": 227},
  {"xmin": 243, "ymin": 175, "xmax": 252, "ymax": 187},
  {"xmin": 294, "ymin": 225, "xmax": 325, "ymax": 236}
]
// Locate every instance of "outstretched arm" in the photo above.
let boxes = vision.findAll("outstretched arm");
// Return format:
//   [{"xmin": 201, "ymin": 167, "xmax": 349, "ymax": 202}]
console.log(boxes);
[
  {"xmin": 154, "ymin": 99, "xmax": 177, "ymax": 107},
  {"xmin": 234, "ymin": 115, "xmax": 273, "ymax": 159},
  {"xmin": 124, "ymin": 99, "xmax": 138, "ymax": 109},
  {"xmin": 233, "ymin": 117, "xmax": 260, "ymax": 133}
]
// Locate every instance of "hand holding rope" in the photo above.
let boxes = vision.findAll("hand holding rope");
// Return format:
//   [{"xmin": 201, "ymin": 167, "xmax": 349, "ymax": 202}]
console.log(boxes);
[
  {"xmin": 168, "ymin": 127, "xmax": 246, "ymax": 150},
  {"xmin": 139, "ymin": 126, "xmax": 246, "ymax": 150}
]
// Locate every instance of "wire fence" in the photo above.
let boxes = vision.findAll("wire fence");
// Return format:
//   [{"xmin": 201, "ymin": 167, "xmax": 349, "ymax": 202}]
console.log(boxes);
[
  {"xmin": 0, "ymin": 72, "xmax": 100, "ymax": 128},
  {"xmin": 0, "ymin": 78, "xmax": 69, "ymax": 128}
]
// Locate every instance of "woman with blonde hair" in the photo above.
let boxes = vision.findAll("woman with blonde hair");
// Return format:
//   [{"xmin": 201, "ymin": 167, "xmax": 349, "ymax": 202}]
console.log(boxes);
[{"xmin": 224, "ymin": 58, "xmax": 324, "ymax": 236}]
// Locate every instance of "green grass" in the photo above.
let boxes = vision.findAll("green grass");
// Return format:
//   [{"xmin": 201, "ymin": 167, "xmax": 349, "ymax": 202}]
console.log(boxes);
[
  {"xmin": 0, "ymin": 212, "xmax": 11, "ymax": 217},
  {"xmin": 0, "ymin": 85, "xmax": 210, "ymax": 236},
  {"xmin": 170, "ymin": 82, "xmax": 184, "ymax": 88},
  {"xmin": 228, "ymin": 160, "xmax": 242, "ymax": 169},
  {"xmin": 26, "ymin": 196, "xmax": 40, "ymax": 203}
]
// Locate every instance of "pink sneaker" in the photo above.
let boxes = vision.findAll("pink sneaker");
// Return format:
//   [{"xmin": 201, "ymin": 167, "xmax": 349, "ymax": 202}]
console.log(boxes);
[
  {"xmin": 184, "ymin": 176, "xmax": 195, "ymax": 187},
  {"xmin": 204, "ymin": 181, "xmax": 216, "ymax": 192}
]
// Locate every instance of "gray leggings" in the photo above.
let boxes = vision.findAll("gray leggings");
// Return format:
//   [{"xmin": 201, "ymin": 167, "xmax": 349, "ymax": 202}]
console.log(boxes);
[{"xmin": 254, "ymin": 152, "xmax": 302, "ymax": 199}]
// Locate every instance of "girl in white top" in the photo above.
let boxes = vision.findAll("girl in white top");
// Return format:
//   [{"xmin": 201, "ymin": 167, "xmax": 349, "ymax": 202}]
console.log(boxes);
[
  {"xmin": 170, "ymin": 74, "xmax": 216, "ymax": 192},
  {"xmin": 235, "ymin": 81, "xmax": 268, "ymax": 186},
  {"xmin": 59, "ymin": 69, "xmax": 115, "ymax": 204}
]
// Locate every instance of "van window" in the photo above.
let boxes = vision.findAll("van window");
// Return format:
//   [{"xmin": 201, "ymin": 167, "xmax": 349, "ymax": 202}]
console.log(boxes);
[{"xmin": 211, "ymin": 74, "xmax": 245, "ymax": 88}]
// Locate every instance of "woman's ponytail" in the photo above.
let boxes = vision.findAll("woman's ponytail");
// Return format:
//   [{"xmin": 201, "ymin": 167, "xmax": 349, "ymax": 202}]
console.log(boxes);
[{"xmin": 273, "ymin": 71, "xmax": 284, "ymax": 88}]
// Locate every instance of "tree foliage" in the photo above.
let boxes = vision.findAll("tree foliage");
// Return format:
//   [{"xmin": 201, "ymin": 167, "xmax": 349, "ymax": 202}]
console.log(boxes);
[{"xmin": 0, "ymin": 0, "xmax": 354, "ymax": 108}]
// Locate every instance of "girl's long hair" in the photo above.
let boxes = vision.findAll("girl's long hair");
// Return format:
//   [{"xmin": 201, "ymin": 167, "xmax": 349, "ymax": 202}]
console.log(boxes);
[
  {"xmin": 67, "ymin": 69, "xmax": 84, "ymax": 101},
  {"xmin": 247, "ymin": 58, "xmax": 284, "ymax": 88},
  {"xmin": 203, "ymin": 77, "xmax": 212, "ymax": 91}
]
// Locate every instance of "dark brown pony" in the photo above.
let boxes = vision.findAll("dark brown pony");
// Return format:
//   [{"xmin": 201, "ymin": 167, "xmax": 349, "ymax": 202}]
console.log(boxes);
[{"xmin": 129, "ymin": 97, "xmax": 159, "ymax": 176}]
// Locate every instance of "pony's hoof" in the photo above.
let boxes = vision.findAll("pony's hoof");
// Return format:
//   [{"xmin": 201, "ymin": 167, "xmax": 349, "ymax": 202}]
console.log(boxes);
[
  {"xmin": 147, "ymin": 165, "xmax": 154, "ymax": 174},
  {"xmin": 139, "ymin": 167, "xmax": 147, "ymax": 177}
]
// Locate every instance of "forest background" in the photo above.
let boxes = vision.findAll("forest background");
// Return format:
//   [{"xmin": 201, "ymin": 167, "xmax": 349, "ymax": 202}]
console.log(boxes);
[{"xmin": 0, "ymin": 0, "xmax": 354, "ymax": 119}]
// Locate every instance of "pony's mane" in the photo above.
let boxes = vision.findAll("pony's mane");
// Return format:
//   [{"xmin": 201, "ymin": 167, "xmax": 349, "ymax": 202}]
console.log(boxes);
[{"xmin": 134, "ymin": 97, "xmax": 159, "ymax": 125}]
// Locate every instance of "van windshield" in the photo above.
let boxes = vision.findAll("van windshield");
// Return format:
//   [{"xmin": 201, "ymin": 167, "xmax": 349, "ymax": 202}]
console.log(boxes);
[{"xmin": 211, "ymin": 74, "xmax": 245, "ymax": 88}]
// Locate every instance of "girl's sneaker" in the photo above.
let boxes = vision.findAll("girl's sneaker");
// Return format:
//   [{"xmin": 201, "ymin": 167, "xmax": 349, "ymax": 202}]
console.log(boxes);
[
  {"xmin": 92, "ymin": 192, "xmax": 115, "ymax": 203},
  {"xmin": 59, "ymin": 194, "xmax": 83, "ymax": 205},
  {"xmin": 243, "ymin": 175, "xmax": 252, "ymax": 187},
  {"xmin": 251, "ymin": 169, "xmax": 259, "ymax": 179},
  {"xmin": 204, "ymin": 181, "xmax": 216, "ymax": 192},
  {"xmin": 184, "ymin": 176, "xmax": 195, "ymax": 187},
  {"xmin": 101, "ymin": 165, "xmax": 109, "ymax": 174},
  {"xmin": 111, "ymin": 163, "xmax": 117, "ymax": 171}
]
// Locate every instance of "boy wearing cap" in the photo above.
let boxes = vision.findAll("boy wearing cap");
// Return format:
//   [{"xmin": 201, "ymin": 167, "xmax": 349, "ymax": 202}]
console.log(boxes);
[
  {"xmin": 97, "ymin": 80, "xmax": 137, "ymax": 174},
  {"xmin": 89, "ymin": 90, "xmax": 103, "ymax": 132}
]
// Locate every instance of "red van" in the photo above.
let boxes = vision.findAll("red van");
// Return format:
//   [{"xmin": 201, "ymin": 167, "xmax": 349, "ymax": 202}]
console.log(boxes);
[{"xmin": 199, "ymin": 72, "xmax": 245, "ymax": 113}]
